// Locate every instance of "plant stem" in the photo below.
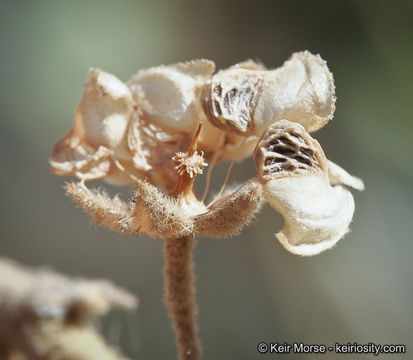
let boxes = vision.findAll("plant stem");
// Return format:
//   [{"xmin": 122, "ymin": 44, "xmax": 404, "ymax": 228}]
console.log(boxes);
[{"xmin": 164, "ymin": 234, "xmax": 202, "ymax": 360}]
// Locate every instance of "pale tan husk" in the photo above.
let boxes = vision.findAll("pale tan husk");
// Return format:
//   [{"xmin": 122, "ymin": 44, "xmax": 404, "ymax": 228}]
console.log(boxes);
[
  {"xmin": 254, "ymin": 120, "xmax": 362, "ymax": 256},
  {"xmin": 201, "ymin": 51, "xmax": 336, "ymax": 137}
]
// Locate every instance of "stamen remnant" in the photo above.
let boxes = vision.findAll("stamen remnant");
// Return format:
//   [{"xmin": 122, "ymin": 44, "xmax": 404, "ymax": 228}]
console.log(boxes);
[{"xmin": 173, "ymin": 152, "xmax": 207, "ymax": 179}]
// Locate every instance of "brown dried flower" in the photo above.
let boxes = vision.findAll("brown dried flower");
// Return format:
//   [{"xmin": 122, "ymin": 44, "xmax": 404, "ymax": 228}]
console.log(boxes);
[
  {"xmin": 0, "ymin": 257, "xmax": 137, "ymax": 360},
  {"xmin": 50, "ymin": 52, "xmax": 363, "ymax": 360}
]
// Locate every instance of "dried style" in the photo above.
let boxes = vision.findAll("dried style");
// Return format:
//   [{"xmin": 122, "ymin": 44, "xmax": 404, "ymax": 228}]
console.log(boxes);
[{"xmin": 50, "ymin": 51, "xmax": 364, "ymax": 360}]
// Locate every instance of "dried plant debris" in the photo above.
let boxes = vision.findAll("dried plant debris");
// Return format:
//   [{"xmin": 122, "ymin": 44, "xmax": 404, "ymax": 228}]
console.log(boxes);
[
  {"xmin": 0, "ymin": 258, "xmax": 137, "ymax": 360},
  {"xmin": 50, "ymin": 51, "xmax": 363, "ymax": 360}
]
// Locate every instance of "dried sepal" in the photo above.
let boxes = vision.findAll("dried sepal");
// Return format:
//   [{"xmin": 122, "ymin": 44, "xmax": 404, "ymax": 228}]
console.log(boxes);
[
  {"xmin": 65, "ymin": 181, "xmax": 134, "ymax": 234},
  {"xmin": 254, "ymin": 120, "xmax": 359, "ymax": 256},
  {"xmin": 193, "ymin": 180, "xmax": 264, "ymax": 238},
  {"xmin": 129, "ymin": 180, "xmax": 196, "ymax": 239},
  {"xmin": 50, "ymin": 68, "xmax": 147, "ymax": 186},
  {"xmin": 201, "ymin": 51, "xmax": 335, "ymax": 137}
]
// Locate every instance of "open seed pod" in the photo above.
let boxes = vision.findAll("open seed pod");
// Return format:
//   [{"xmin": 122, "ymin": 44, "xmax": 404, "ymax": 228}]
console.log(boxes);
[
  {"xmin": 201, "ymin": 51, "xmax": 336, "ymax": 137},
  {"xmin": 50, "ymin": 68, "xmax": 149, "ymax": 185},
  {"xmin": 254, "ymin": 120, "xmax": 362, "ymax": 256}
]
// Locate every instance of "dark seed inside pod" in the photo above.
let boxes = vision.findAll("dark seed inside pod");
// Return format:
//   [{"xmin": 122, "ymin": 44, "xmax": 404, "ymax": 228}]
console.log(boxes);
[
  {"xmin": 254, "ymin": 120, "xmax": 324, "ymax": 182},
  {"xmin": 200, "ymin": 70, "xmax": 263, "ymax": 136}
]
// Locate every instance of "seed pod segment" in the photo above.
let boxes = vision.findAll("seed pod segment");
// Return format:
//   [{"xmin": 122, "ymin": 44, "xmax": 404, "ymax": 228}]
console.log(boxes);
[
  {"xmin": 201, "ymin": 51, "xmax": 336, "ymax": 137},
  {"xmin": 254, "ymin": 120, "xmax": 356, "ymax": 256}
]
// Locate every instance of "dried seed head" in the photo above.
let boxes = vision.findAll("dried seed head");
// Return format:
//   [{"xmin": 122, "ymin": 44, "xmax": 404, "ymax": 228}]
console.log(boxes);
[
  {"xmin": 201, "ymin": 51, "xmax": 335, "ymax": 137},
  {"xmin": 254, "ymin": 120, "xmax": 358, "ymax": 256}
]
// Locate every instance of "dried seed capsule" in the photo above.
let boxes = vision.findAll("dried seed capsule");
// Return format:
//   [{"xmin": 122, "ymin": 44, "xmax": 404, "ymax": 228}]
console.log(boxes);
[
  {"xmin": 201, "ymin": 67, "xmax": 264, "ymax": 134},
  {"xmin": 254, "ymin": 120, "xmax": 357, "ymax": 256},
  {"xmin": 202, "ymin": 51, "xmax": 336, "ymax": 137}
]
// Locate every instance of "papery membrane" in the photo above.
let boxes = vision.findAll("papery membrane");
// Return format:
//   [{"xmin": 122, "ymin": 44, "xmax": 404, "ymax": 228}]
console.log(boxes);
[
  {"xmin": 128, "ymin": 59, "xmax": 215, "ymax": 133},
  {"xmin": 254, "ymin": 120, "xmax": 360, "ymax": 256},
  {"xmin": 50, "ymin": 68, "xmax": 148, "ymax": 185}
]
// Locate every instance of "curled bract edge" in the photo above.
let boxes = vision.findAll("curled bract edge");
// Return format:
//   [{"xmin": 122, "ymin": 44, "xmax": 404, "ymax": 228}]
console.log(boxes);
[
  {"xmin": 49, "ymin": 56, "xmax": 362, "ymax": 256},
  {"xmin": 254, "ymin": 120, "xmax": 363, "ymax": 256}
]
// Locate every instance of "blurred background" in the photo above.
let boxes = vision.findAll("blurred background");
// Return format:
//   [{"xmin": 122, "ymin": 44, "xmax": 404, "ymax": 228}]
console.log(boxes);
[{"xmin": 1, "ymin": 0, "xmax": 412, "ymax": 359}]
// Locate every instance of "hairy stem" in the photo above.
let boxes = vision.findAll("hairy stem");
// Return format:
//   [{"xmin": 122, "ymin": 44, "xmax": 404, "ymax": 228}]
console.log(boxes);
[{"xmin": 164, "ymin": 234, "xmax": 202, "ymax": 360}]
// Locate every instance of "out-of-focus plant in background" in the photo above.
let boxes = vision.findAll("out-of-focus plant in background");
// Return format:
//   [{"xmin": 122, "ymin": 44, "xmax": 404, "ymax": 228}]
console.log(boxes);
[{"xmin": 0, "ymin": 1, "xmax": 412, "ymax": 359}]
